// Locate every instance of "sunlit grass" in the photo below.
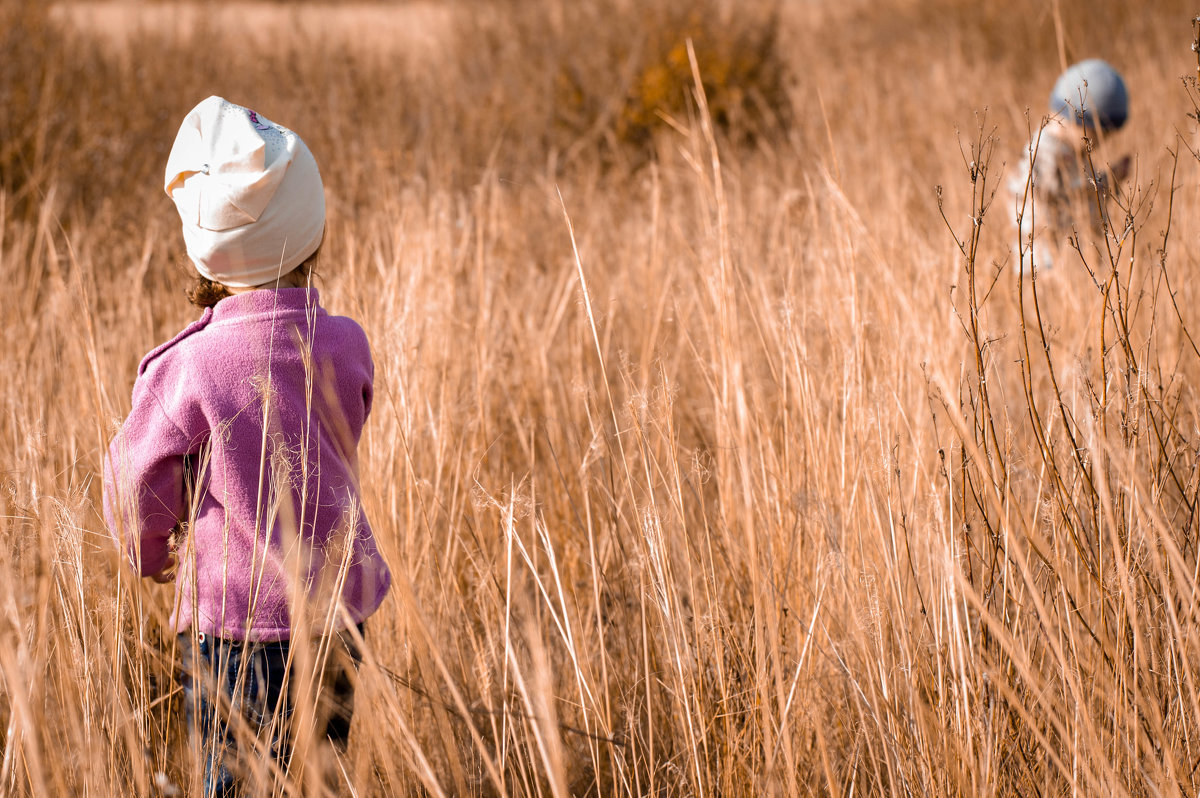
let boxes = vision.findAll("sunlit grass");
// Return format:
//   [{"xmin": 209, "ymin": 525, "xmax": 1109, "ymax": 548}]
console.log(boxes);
[{"xmin": 3, "ymin": 0, "xmax": 1200, "ymax": 794}]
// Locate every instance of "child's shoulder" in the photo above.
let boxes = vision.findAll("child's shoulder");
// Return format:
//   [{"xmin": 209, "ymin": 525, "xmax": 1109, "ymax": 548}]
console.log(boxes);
[
  {"xmin": 317, "ymin": 304, "xmax": 371, "ymax": 348},
  {"xmin": 137, "ymin": 309, "xmax": 215, "ymax": 378},
  {"xmin": 327, "ymin": 310, "xmax": 370, "ymax": 341}
]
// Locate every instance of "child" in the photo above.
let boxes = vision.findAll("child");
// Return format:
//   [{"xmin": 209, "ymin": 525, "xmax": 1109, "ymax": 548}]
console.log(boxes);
[
  {"xmin": 1009, "ymin": 58, "xmax": 1131, "ymax": 272},
  {"xmin": 103, "ymin": 96, "xmax": 391, "ymax": 795}
]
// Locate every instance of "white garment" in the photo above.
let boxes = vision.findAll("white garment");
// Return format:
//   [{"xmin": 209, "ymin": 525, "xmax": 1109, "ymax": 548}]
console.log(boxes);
[
  {"xmin": 1008, "ymin": 123, "xmax": 1114, "ymax": 273},
  {"xmin": 165, "ymin": 96, "xmax": 325, "ymax": 287}
]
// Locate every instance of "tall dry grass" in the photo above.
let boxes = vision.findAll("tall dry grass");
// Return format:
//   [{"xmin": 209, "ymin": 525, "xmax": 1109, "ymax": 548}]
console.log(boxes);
[{"xmin": 3, "ymin": 0, "xmax": 1200, "ymax": 794}]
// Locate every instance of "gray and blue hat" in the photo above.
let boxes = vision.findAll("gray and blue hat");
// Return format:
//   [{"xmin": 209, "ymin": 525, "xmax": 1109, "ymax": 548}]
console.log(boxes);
[{"xmin": 1049, "ymin": 59, "xmax": 1128, "ymax": 132}]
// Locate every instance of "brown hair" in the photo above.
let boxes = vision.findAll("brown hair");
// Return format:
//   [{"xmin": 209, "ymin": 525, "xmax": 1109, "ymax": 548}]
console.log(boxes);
[
  {"xmin": 185, "ymin": 249, "xmax": 320, "ymax": 308},
  {"xmin": 185, "ymin": 275, "xmax": 233, "ymax": 308}
]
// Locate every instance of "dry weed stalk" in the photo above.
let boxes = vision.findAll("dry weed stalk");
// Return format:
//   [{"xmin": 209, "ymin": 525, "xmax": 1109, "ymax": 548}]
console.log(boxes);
[{"xmin": 934, "ymin": 86, "xmax": 1200, "ymax": 791}]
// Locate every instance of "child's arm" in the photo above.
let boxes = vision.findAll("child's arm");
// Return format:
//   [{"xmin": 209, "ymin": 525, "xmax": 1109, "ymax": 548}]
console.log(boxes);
[
  {"xmin": 103, "ymin": 379, "xmax": 193, "ymax": 579},
  {"xmin": 363, "ymin": 351, "xmax": 374, "ymax": 419},
  {"xmin": 1109, "ymin": 155, "xmax": 1132, "ymax": 185}
]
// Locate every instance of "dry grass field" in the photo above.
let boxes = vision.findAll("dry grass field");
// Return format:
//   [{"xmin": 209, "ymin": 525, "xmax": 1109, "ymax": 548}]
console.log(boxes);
[{"xmin": 4, "ymin": 0, "xmax": 1200, "ymax": 794}]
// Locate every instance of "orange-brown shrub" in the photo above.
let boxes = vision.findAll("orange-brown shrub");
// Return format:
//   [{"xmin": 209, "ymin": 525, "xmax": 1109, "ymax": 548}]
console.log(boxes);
[{"xmin": 450, "ymin": 0, "xmax": 790, "ymax": 165}]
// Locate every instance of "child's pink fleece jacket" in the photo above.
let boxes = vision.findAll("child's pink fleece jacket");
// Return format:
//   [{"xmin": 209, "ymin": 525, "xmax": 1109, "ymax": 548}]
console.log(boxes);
[{"xmin": 103, "ymin": 287, "xmax": 391, "ymax": 641}]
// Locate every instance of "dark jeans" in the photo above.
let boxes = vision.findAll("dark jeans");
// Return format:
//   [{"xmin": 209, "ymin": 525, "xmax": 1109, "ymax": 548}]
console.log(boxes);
[{"xmin": 178, "ymin": 625, "xmax": 363, "ymax": 797}]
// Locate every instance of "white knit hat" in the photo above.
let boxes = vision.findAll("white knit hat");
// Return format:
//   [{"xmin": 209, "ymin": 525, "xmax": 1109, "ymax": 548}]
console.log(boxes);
[{"xmin": 164, "ymin": 96, "xmax": 325, "ymax": 287}]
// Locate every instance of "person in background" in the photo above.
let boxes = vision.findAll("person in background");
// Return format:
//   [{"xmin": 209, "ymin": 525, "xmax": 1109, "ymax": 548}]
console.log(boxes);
[
  {"xmin": 103, "ymin": 95, "xmax": 391, "ymax": 796},
  {"xmin": 1010, "ymin": 58, "xmax": 1131, "ymax": 273}
]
